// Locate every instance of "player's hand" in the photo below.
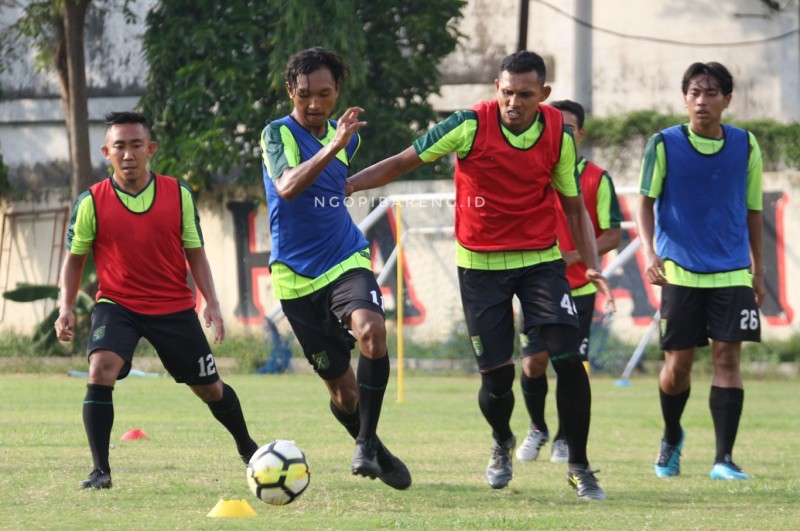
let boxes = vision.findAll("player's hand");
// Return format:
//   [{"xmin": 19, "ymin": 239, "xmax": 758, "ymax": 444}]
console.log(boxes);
[
  {"xmin": 344, "ymin": 178, "xmax": 355, "ymax": 197},
  {"xmin": 643, "ymin": 251, "xmax": 668, "ymax": 286},
  {"xmin": 54, "ymin": 310, "xmax": 76, "ymax": 342},
  {"xmin": 586, "ymin": 268, "xmax": 616, "ymax": 313},
  {"xmin": 332, "ymin": 107, "xmax": 367, "ymax": 151},
  {"xmin": 752, "ymin": 273, "xmax": 766, "ymax": 308},
  {"xmin": 204, "ymin": 302, "xmax": 225, "ymax": 344}
]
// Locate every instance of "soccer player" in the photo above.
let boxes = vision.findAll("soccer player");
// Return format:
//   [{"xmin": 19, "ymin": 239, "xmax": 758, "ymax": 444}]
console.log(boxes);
[
  {"xmin": 636, "ymin": 62, "xmax": 765, "ymax": 480},
  {"xmin": 259, "ymin": 47, "xmax": 410, "ymax": 490},
  {"xmin": 347, "ymin": 51, "xmax": 614, "ymax": 500},
  {"xmin": 55, "ymin": 111, "xmax": 260, "ymax": 489},
  {"xmin": 515, "ymin": 99, "xmax": 622, "ymax": 464}
]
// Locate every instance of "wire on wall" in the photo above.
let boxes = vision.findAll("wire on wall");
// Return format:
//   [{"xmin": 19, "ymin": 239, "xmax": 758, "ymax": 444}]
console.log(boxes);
[{"xmin": 533, "ymin": 0, "xmax": 799, "ymax": 47}]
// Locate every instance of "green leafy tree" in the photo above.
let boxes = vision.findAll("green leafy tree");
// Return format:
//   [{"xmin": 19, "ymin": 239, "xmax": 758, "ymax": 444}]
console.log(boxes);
[
  {"xmin": 139, "ymin": 0, "xmax": 465, "ymax": 191},
  {"xmin": 0, "ymin": 0, "xmax": 134, "ymax": 199}
]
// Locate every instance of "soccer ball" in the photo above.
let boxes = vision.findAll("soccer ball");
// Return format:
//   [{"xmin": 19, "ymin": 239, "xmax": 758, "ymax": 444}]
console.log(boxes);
[{"xmin": 246, "ymin": 440, "xmax": 310, "ymax": 505}]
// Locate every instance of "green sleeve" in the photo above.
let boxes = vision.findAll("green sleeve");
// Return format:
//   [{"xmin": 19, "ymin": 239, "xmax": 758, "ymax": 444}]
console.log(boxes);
[
  {"xmin": 66, "ymin": 191, "xmax": 96, "ymax": 255},
  {"xmin": 261, "ymin": 122, "xmax": 300, "ymax": 180},
  {"xmin": 551, "ymin": 130, "xmax": 579, "ymax": 196},
  {"xmin": 746, "ymin": 131, "xmax": 763, "ymax": 211},
  {"xmin": 596, "ymin": 174, "xmax": 622, "ymax": 229},
  {"xmin": 180, "ymin": 183, "xmax": 203, "ymax": 248},
  {"xmin": 639, "ymin": 133, "xmax": 665, "ymax": 198},
  {"xmin": 413, "ymin": 110, "xmax": 477, "ymax": 162}
]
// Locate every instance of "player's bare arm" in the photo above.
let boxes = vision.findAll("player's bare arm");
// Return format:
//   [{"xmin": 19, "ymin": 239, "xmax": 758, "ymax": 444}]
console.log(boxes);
[
  {"xmin": 275, "ymin": 107, "xmax": 367, "ymax": 201},
  {"xmin": 560, "ymin": 226, "xmax": 621, "ymax": 267},
  {"xmin": 560, "ymin": 192, "xmax": 615, "ymax": 311},
  {"xmin": 635, "ymin": 195, "xmax": 667, "ymax": 286},
  {"xmin": 347, "ymin": 146, "xmax": 425, "ymax": 194},
  {"xmin": 747, "ymin": 209, "xmax": 766, "ymax": 307},
  {"xmin": 596, "ymin": 227, "xmax": 622, "ymax": 256},
  {"xmin": 54, "ymin": 252, "xmax": 88, "ymax": 342},
  {"xmin": 185, "ymin": 247, "xmax": 225, "ymax": 343}
]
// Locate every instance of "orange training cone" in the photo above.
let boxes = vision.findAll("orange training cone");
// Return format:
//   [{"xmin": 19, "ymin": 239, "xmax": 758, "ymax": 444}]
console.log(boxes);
[
  {"xmin": 120, "ymin": 429, "xmax": 149, "ymax": 440},
  {"xmin": 207, "ymin": 499, "xmax": 258, "ymax": 518}
]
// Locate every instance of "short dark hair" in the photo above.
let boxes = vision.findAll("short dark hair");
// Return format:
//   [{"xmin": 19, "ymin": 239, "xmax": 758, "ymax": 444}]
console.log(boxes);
[
  {"xmin": 284, "ymin": 47, "xmax": 350, "ymax": 91},
  {"xmin": 550, "ymin": 99, "xmax": 585, "ymax": 129},
  {"xmin": 500, "ymin": 51, "xmax": 546, "ymax": 82},
  {"xmin": 104, "ymin": 111, "xmax": 150, "ymax": 134},
  {"xmin": 681, "ymin": 62, "xmax": 734, "ymax": 95}
]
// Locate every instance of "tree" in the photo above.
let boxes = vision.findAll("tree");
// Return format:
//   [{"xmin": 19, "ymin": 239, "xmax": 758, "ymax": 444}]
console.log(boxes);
[
  {"xmin": 0, "ymin": 0, "xmax": 133, "ymax": 199},
  {"xmin": 139, "ymin": 0, "xmax": 465, "ymax": 191}
]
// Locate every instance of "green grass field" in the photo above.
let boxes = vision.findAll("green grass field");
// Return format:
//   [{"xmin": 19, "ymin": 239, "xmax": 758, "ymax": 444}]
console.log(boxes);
[{"xmin": 1, "ymin": 372, "xmax": 798, "ymax": 529}]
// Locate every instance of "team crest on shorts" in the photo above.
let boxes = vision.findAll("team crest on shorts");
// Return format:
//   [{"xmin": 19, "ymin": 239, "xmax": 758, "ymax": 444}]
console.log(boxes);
[
  {"xmin": 92, "ymin": 326, "xmax": 106, "ymax": 342},
  {"xmin": 660, "ymin": 318, "xmax": 668, "ymax": 337},
  {"xmin": 311, "ymin": 351, "xmax": 330, "ymax": 371},
  {"xmin": 471, "ymin": 335, "xmax": 484, "ymax": 356},
  {"xmin": 519, "ymin": 333, "xmax": 529, "ymax": 349}
]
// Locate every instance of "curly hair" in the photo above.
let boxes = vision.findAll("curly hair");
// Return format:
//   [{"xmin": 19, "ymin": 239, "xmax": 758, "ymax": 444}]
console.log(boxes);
[{"xmin": 284, "ymin": 47, "xmax": 350, "ymax": 91}]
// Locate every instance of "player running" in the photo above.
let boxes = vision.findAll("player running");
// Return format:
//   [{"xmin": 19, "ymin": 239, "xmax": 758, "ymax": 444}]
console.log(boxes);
[{"xmin": 516, "ymin": 99, "xmax": 622, "ymax": 464}]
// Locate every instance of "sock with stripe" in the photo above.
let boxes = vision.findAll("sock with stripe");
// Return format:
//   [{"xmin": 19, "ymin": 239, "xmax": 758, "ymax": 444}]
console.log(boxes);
[{"xmin": 83, "ymin": 383, "xmax": 114, "ymax": 473}]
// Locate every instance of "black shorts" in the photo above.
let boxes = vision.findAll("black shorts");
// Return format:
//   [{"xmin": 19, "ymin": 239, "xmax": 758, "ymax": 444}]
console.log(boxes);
[
  {"xmin": 459, "ymin": 261, "xmax": 579, "ymax": 371},
  {"xmin": 519, "ymin": 292, "xmax": 594, "ymax": 361},
  {"xmin": 280, "ymin": 268, "xmax": 385, "ymax": 380},
  {"xmin": 659, "ymin": 284, "xmax": 761, "ymax": 350},
  {"xmin": 87, "ymin": 302, "xmax": 219, "ymax": 385}
]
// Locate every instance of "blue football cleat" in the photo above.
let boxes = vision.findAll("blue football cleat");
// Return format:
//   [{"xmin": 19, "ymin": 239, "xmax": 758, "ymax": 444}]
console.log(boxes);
[
  {"xmin": 710, "ymin": 455, "xmax": 750, "ymax": 480},
  {"xmin": 654, "ymin": 429, "xmax": 685, "ymax": 478}
]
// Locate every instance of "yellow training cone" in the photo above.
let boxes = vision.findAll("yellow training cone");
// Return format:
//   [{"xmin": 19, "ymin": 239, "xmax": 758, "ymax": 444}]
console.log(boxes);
[{"xmin": 206, "ymin": 499, "xmax": 258, "ymax": 518}]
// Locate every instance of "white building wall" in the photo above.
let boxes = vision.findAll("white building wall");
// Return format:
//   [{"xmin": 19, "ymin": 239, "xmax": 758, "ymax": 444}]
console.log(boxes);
[
  {"xmin": 2, "ymin": 1, "xmax": 798, "ymax": 175},
  {"xmin": 435, "ymin": 0, "xmax": 800, "ymax": 123}
]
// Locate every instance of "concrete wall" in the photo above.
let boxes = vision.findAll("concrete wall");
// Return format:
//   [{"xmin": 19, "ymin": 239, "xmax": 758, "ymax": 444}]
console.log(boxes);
[
  {"xmin": 0, "ymin": 0, "xmax": 154, "ymax": 186},
  {"xmin": 1, "ymin": 174, "xmax": 797, "ymax": 346},
  {"xmin": 434, "ymin": 0, "xmax": 800, "ymax": 123},
  {"xmin": 2, "ymin": 1, "xmax": 798, "ymax": 185}
]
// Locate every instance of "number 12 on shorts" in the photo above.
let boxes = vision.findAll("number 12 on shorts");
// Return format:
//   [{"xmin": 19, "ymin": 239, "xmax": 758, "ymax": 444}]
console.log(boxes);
[{"xmin": 198, "ymin": 353, "xmax": 217, "ymax": 377}]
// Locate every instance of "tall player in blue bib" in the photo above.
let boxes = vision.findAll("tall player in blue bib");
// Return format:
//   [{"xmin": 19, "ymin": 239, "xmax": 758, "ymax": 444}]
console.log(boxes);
[
  {"xmin": 260, "ymin": 47, "xmax": 410, "ymax": 490},
  {"xmin": 636, "ymin": 62, "xmax": 765, "ymax": 481}
]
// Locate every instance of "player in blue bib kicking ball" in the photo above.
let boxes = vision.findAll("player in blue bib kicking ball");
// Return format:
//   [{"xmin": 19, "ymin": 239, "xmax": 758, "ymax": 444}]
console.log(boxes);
[
  {"xmin": 636, "ymin": 61, "xmax": 765, "ymax": 481},
  {"xmin": 259, "ymin": 47, "xmax": 410, "ymax": 490}
]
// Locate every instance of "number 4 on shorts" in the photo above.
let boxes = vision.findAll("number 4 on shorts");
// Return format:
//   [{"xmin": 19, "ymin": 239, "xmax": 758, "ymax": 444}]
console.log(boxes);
[{"xmin": 560, "ymin": 294, "xmax": 577, "ymax": 316}]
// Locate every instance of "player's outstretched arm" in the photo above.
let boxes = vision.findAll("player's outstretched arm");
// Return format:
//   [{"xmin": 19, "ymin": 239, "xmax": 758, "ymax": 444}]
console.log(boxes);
[
  {"xmin": 347, "ymin": 146, "xmax": 425, "ymax": 195},
  {"xmin": 276, "ymin": 107, "xmax": 367, "ymax": 201},
  {"xmin": 185, "ymin": 247, "xmax": 225, "ymax": 343},
  {"xmin": 54, "ymin": 252, "xmax": 88, "ymax": 342}
]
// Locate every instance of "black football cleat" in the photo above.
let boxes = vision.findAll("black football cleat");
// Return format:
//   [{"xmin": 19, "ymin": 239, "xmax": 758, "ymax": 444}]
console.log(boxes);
[
  {"xmin": 351, "ymin": 437, "xmax": 381, "ymax": 479},
  {"xmin": 79, "ymin": 468, "xmax": 112, "ymax": 489},
  {"xmin": 376, "ymin": 440, "xmax": 412, "ymax": 490}
]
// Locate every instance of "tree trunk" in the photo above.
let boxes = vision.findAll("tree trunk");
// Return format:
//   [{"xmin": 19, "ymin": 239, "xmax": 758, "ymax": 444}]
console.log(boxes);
[{"xmin": 61, "ymin": 0, "xmax": 92, "ymax": 201}]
